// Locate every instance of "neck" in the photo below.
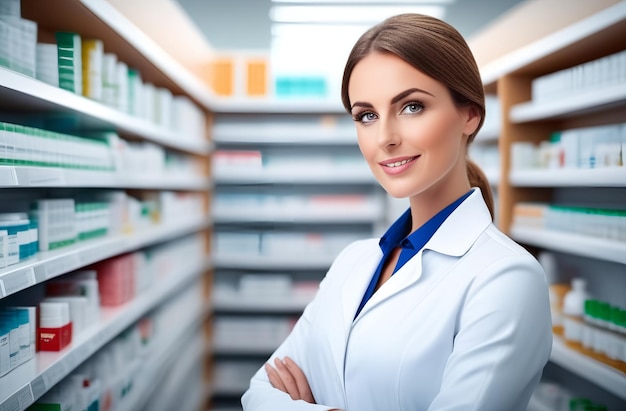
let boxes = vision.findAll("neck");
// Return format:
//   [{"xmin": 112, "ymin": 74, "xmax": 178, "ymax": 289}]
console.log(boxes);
[{"xmin": 408, "ymin": 184, "xmax": 471, "ymax": 231}]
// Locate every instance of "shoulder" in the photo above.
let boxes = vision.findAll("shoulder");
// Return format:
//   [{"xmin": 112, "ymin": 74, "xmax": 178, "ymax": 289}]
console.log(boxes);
[
  {"xmin": 467, "ymin": 223, "xmax": 542, "ymax": 270},
  {"xmin": 462, "ymin": 224, "xmax": 549, "ymax": 304}
]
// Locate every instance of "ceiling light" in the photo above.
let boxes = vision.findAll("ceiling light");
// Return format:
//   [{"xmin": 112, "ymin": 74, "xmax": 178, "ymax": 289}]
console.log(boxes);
[
  {"xmin": 269, "ymin": 5, "xmax": 446, "ymax": 23},
  {"xmin": 271, "ymin": 0, "xmax": 453, "ymax": 3},
  {"xmin": 272, "ymin": 23, "xmax": 371, "ymax": 38}
]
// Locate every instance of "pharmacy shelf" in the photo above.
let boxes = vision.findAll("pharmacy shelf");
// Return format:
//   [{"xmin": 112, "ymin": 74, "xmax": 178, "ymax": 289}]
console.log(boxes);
[
  {"xmin": 213, "ymin": 209, "xmax": 382, "ymax": 224},
  {"xmin": 510, "ymin": 83, "xmax": 626, "ymax": 123},
  {"xmin": 0, "ymin": 257, "xmax": 209, "ymax": 410},
  {"xmin": 213, "ymin": 125, "xmax": 355, "ymax": 145},
  {"xmin": 213, "ymin": 342, "xmax": 278, "ymax": 356},
  {"xmin": 21, "ymin": 0, "xmax": 215, "ymax": 111},
  {"xmin": 0, "ymin": 166, "xmax": 210, "ymax": 190},
  {"xmin": 479, "ymin": 2, "xmax": 626, "ymax": 87},
  {"xmin": 213, "ymin": 293, "xmax": 313, "ymax": 313},
  {"xmin": 550, "ymin": 337, "xmax": 626, "ymax": 401},
  {"xmin": 0, "ymin": 216, "xmax": 211, "ymax": 299},
  {"xmin": 213, "ymin": 254, "xmax": 335, "ymax": 271},
  {"xmin": 211, "ymin": 97, "xmax": 345, "ymax": 114},
  {"xmin": 510, "ymin": 225, "xmax": 626, "ymax": 265},
  {"xmin": 214, "ymin": 169, "xmax": 374, "ymax": 185},
  {"xmin": 0, "ymin": 68, "xmax": 211, "ymax": 155},
  {"xmin": 509, "ymin": 168, "xmax": 626, "ymax": 187},
  {"xmin": 119, "ymin": 301, "xmax": 210, "ymax": 411}
]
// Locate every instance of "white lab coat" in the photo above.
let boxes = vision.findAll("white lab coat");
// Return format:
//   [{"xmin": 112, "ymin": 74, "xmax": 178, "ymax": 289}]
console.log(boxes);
[{"xmin": 242, "ymin": 188, "xmax": 553, "ymax": 411}]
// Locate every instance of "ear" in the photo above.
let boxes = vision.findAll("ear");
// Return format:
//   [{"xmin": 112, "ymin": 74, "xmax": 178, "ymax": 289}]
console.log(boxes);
[{"xmin": 462, "ymin": 105, "xmax": 481, "ymax": 137}]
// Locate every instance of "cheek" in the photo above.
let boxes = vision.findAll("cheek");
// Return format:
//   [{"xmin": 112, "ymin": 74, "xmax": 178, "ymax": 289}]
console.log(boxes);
[
  {"xmin": 403, "ymin": 113, "xmax": 464, "ymax": 152},
  {"xmin": 357, "ymin": 131, "xmax": 377, "ymax": 162}
]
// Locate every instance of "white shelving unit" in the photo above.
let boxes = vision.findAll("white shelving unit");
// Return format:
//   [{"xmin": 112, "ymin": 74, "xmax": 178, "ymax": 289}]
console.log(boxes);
[
  {"xmin": 213, "ymin": 252, "xmax": 337, "ymax": 272},
  {"xmin": 120, "ymin": 299, "xmax": 211, "ymax": 411},
  {"xmin": 510, "ymin": 226, "xmax": 626, "ymax": 265},
  {"xmin": 509, "ymin": 83, "xmax": 626, "ymax": 123},
  {"xmin": 0, "ymin": 257, "xmax": 209, "ymax": 408},
  {"xmin": 214, "ymin": 169, "xmax": 375, "ymax": 185},
  {"xmin": 212, "ymin": 123, "xmax": 355, "ymax": 144},
  {"xmin": 213, "ymin": 292, "xmax": 313, "ymax": 314},
  {"xmin": 0, "ymin": 68, "xmax": 211, "ymax": 155},
  {"xmin": 510, "ymin": 168, "xmax": 626, "ymax": 188},
  {"xmin": 210, "ymin": 110, "xmax": 385, "ymax": 409},
  {"xmin": 479, "ymin": 2, "xmax": 626, "ymax": 87},
  {"xmin": 0, "ymin": 166, "xmax": 211, "ymax": 189},
  {"xmin": 479, "ymin": 2, "xmax": 626, "ymax": 407},
  {"xmin": 1, "ymin": 0, "xmax": 215, "ymax": 409},
  {"xmin": 550, "ymin": 338, "xmax": 626, "ymax": 401},
  {"xmin": 0, "ymin": 217, "xmax": 210, "ymax": 298},
  {"xmin": 213, "ymin": 210, "xmax": 381, "ymax": 224}
]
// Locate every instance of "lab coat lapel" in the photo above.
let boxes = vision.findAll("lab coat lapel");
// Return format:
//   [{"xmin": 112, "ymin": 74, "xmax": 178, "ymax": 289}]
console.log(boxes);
[
  {"xmin": 351, "ymin": 189, "xmax": 492, "ymax": 321},
  {"xmin": 337, "ymin": 247, "xmax": 382, "ymax": 375},
  {"xmin": 353, "ymin": 249, "xmax": 424, "ymax": 321}
]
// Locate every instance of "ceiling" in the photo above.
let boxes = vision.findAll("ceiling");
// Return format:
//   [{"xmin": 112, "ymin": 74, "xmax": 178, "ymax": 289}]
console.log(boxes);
[{"xmin": 173, "ymin": 0, "xmax": 526, "ymax": 51}]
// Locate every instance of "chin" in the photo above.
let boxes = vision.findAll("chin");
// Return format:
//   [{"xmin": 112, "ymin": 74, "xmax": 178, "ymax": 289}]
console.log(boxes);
[{"xmin": 381, "ymin": 185, "xmax": 417, "ymax": 199}]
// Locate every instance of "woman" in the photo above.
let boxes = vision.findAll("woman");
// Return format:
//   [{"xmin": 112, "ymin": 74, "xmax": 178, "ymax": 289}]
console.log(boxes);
[{"xmin": 242, "ymin": 13, "xmax": 552, "ymax": 411}]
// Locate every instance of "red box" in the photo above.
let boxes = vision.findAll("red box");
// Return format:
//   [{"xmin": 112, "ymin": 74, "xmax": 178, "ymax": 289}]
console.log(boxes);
[{"xmin": 38, "ymin": 322, "xmax": 72, "ymax": 351}]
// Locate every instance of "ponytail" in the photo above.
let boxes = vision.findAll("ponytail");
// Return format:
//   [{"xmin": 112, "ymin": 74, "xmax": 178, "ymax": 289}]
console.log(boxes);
[{"xmin": 467, "ymin": 159, "xmax": 494, "ymax": 221}]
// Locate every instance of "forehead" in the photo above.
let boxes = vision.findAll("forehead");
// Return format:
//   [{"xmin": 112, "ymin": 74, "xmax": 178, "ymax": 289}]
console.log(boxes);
[{"xmin": 348, "ymin": 51, "xmax": 445, "ymax": 102}]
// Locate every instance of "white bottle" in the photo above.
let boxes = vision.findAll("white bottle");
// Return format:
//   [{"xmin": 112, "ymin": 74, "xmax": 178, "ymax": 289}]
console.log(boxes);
[{"xmin": 562, "ymin": 278, "xmax": 590, "ymax": 348}]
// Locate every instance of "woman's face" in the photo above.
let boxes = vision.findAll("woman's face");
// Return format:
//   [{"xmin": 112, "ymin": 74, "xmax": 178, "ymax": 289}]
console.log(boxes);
[{"xmin": 348, "ymin": 51, "xmax": 480, "ymax": 201}]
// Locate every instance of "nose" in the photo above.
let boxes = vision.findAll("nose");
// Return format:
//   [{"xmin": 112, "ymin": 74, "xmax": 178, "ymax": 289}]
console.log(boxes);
[{"xmin": 377, "ymin": 116, "xmax": 400, "ymax": 149}]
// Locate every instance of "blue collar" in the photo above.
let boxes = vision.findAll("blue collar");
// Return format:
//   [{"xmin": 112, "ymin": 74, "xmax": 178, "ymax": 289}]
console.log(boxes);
[
  {"xmin": 354, "ymin": 189, "xmax": 473, "ymax": 319},
  {"xmin": 380, "ymin": 189, "xmax": 473, "ymax": 272}
]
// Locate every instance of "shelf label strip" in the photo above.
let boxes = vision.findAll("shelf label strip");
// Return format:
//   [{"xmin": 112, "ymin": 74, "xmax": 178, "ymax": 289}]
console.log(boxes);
[
  {"xmin": 16, "ymin": 167, "xmax": 65, "ymax": 186},
  {"xmin": 0, "ymin": 393, "xmax": 20, "ymax": 411},
  {"xmin": 30, "ymin": 376, "xmax": 47, "ymax": 401},
  {"xmin": 1, "ymin": 268, "xmax": 36, "ymax": 296},
  {"xmin": 42, "ymin": 361, "xmax": 68, "ymax": 393},
  {"xmin": 15, "ymin": 385, "xmax": 34, "ymax": 410},
  {"xmin": 0, "ymin": 167, "xmax": 17, "ymax": 186},
  {"xmin": 38, "ymin": 253, "xmax": 81, "ymax": 281}
]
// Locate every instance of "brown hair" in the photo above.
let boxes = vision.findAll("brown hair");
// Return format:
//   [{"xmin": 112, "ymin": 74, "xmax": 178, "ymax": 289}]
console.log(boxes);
[{"xmin": 341, "ymin": 13, "xmax": 494, "ymax": 220}]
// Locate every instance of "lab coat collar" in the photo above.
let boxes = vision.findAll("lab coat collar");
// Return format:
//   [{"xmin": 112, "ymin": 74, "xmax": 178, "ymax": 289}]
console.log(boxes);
[
  {"xmin": 422, "ymin": 187, "xmax": 493, "ymax": 256},
  {"xmin": 347, "ymin": 188, "xmax": 492, "ymax": 323}
]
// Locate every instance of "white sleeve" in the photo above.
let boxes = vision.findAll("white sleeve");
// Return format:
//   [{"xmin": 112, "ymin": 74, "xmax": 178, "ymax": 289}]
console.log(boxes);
[
  {"xmin": 427, "ymin": 255, "xmax": 553, "ymax": 411},
  {"xmin": 240, "ymin": 241, "xmax": 358, "ymax": 411},
  {"xmin": 240, "ymin": 311, "xmax": 338, "ymax": 410}
]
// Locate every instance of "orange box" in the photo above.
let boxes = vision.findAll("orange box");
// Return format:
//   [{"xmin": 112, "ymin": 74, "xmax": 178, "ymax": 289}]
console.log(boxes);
[
  {"xmin": 246, "ymin": 59, "xmax": 267, "ymax": 96},
  {"xmin": 211, "ymin": 58, "xmax": 235, "ymax": 96}
]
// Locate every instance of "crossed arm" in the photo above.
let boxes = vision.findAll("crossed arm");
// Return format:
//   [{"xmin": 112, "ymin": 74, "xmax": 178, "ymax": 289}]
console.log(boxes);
[{"xmin": 265, "ymin": 356, "xmax": 343, "ymax": 411}]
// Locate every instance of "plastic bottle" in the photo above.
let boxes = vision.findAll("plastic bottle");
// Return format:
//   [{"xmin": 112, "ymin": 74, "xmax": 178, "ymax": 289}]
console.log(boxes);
[{"xmin": 562, "ymin": 278, "xmax": 590, "ymax": 350}]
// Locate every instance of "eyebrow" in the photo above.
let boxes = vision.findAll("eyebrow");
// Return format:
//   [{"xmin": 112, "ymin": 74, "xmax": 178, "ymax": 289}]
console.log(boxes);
[{"xmin": 351, "ymin": 87, "xmax": 435, "ymax": 111}]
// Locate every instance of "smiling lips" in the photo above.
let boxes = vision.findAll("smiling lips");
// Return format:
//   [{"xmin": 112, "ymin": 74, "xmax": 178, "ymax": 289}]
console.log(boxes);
[
  {"xmin": 379, "ymin": 156, "xmax": 419, "ymax": 174},
  {"xmin": 380, "ymin": 155, "xmax": 419, "ymax": 174}
]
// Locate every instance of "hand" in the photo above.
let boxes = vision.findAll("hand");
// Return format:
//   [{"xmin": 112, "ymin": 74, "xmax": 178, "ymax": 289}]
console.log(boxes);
[{"xmin": 264, "ymin": 356, "xmax": 315, "ymax": 403}]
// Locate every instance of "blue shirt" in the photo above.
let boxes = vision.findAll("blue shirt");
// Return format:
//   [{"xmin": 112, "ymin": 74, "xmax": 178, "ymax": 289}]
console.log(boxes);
[{"xmin": 354, "ymin": 189, "xmax": 473, "ymax": 319}]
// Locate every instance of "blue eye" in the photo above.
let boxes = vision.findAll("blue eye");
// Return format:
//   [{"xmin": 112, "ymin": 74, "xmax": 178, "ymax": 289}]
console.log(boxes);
[
  {"xmin": 402, "ymin": 102, "xmax": 424, "ymax": 114},
  {"xmin": 353, "ymin": 111, "xmax": 377, "ymax": 124}
]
